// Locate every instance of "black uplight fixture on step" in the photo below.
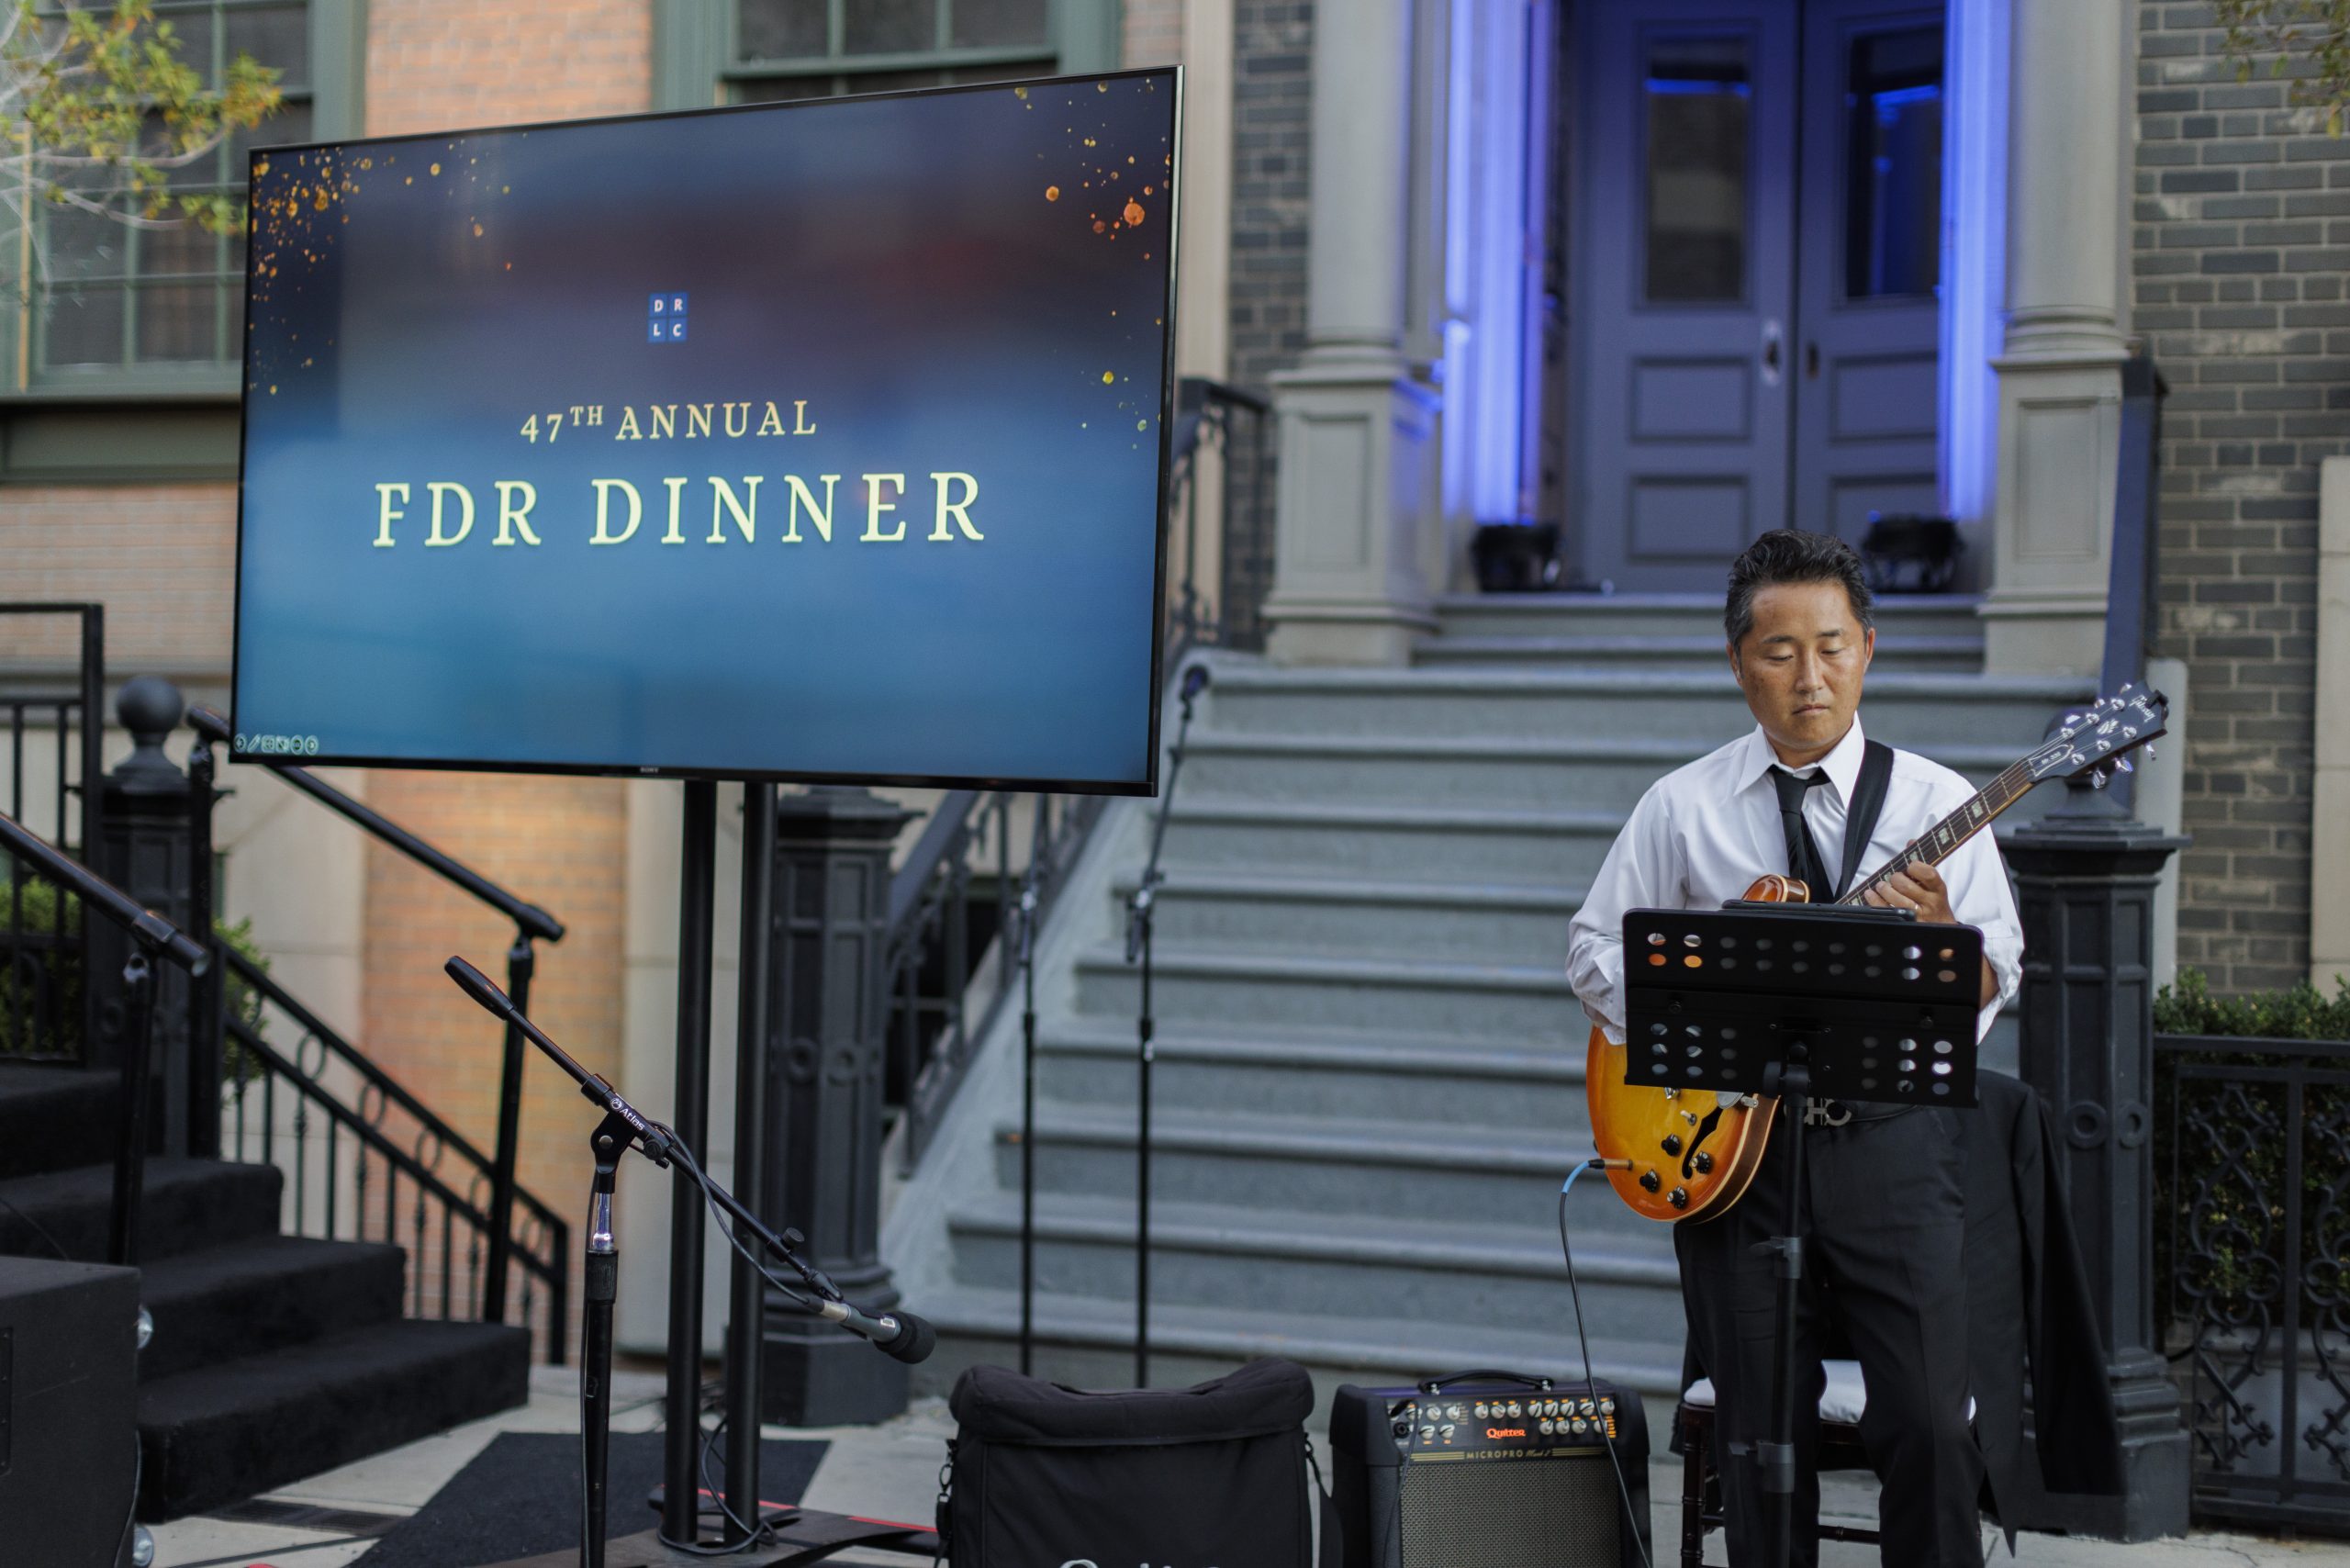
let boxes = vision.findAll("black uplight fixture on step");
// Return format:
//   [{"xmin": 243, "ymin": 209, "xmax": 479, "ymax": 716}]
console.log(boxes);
[
  {"xmin": 1857, "ymin": 511, "xmax": 1963, "ymax": 593},
  {"xmin": 1471, "ymin": 519, "xmax": 1565, "ymax": 593}
]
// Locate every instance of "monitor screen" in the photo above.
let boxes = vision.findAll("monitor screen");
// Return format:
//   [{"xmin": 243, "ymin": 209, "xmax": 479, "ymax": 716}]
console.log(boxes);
[{"xmin": 232, "ymin": 69, "xmax": 1180, "ymax": 793}]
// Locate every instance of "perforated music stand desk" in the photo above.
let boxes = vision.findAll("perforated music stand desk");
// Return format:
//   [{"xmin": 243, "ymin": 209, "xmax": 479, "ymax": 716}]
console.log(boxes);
[
  {"xmin": 1619, "ymin": 902, "xmax": 1984, "ymax": 1568},
  {"xmin": 1620, "ymin": 902, "xmax": 1983, "ymax": 1112}
]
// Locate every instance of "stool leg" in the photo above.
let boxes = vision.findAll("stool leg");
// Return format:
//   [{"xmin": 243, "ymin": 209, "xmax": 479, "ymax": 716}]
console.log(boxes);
[{"xmin": 1680, "ymin": 1408, "xmax": 1707, "ymax": 1568}]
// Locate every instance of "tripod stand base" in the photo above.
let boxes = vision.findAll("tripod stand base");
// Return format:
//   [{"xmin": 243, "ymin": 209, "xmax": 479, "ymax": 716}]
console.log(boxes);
[{"xmin": 476, "ymin": 1508, "xmax": 941, "ymax": 1567}]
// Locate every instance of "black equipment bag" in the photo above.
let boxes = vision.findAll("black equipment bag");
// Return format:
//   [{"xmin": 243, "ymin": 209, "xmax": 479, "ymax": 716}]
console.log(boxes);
[
  {"xmin": 1328, "ymin": 1372, "xmax": 1651, "ymax": 1568},
  {"xmin": 944, "ymin": 1357, "xmax": 1336, "ymax": 1568}
]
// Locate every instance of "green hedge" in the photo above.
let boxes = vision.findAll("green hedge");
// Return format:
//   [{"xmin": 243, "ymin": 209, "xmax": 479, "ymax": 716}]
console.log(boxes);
[
  {"xmin": 2154, "ymin": 967, "xmax": 2350, "ymax": 1042},
  {"xmin": 0, "ymin": 878, "xmax": 271, "ymax": 1061}
]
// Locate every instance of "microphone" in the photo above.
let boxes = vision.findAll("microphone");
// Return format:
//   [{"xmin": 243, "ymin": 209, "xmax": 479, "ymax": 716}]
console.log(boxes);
[
  {"xmin": 816, "ymin": 1298, "xmax": 936, "ymax": 1364},
  {"xmin": 446, "ymin": 955, "xmax": 511, "ymax": 1018},
  {"xmin": 1180, "ymin": 664, "xmax": 1211, "ymax": 700},
  {"xmin": 444, "ymin": 954, "xmax": 673, "ymax": 1165}
]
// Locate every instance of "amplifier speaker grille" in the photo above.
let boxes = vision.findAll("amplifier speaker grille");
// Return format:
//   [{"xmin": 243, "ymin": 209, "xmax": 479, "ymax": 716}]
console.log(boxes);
[{"xmin": 1396, "ymin": 1449, "xmax": 1624, "ymax": 1568}]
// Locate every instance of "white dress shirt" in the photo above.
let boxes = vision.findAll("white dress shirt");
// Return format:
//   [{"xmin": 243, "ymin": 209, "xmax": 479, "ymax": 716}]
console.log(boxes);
[{"xmin": 1565, "ymin": 717, "xmax": 2023, "ymax": 1046}]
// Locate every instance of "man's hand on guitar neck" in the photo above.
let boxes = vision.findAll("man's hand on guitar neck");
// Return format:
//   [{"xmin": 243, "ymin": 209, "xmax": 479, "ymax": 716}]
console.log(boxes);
[{"xmin": 1860, "ymin": 848, "xmax": 2000, "ymax": 1006}]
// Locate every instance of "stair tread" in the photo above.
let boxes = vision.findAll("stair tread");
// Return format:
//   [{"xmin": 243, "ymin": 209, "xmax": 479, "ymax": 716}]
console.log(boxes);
[
  {"xmin": 1184, "ymin": 728, "xmax": 2031, "ymax": 769},
  {"xmin": 1433, "ymin": 591, "xmax": 1980, "ymax": 614},
  {"xmin": 1039, "ymin": 1017, "xmax": 1583, "ymax": 1079},
  {"xmin": 1417, "ymin": 633, "xmax": 1984, "ymax": 656},
  {"xmin": 1204, "ymin": 665, "xmax": 2086, "ymax": 699},
  {"xmin": 0, "ymin": 1157, "xmax": 282, "ymax": 1260},
  {"xmin": 948, "ymin": 1192, "xmax": 1673, "ymax": 1281},
  {"xmin": 138, "ymin": 1316, "xmax": 522, "ymax": 1423},
  {"xmin": 1171, "ymin": 798, "xmax": 1625, "ymax": 832},
  {"xmin": 923, "ymin": 1284, "xmax": 1684, "ymax": 1395},
  {"xmin": 1013, "ymin": 1100, "xmax": 1591, "ymax": 1164},
  {"xmin": 1072, "ymin": 941, "xmax": 1572, "ymax": 990}
]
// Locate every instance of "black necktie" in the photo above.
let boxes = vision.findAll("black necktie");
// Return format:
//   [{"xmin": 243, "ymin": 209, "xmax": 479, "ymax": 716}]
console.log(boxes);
[{"xmin": 1769, "ymin": 767, "xmax": 1835, "ymax": 896}]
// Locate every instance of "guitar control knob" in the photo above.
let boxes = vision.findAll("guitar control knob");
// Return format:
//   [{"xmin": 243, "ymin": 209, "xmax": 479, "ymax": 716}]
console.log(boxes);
[
  {"xmin": 1661, "ymin": 1134, "xmax": 1683, "ymax": 1157},
  {"xmin": 1639, "ymin": 1169, "xmax": 1662, "ymax": 1193},
  {"xmin": 1694, "ymin": 1151, "xmax": 1715, "ymax": 1174},
  {"xmin": 1669, "ymin": 1186, "xmax": 1690, "ymax": 1210}
]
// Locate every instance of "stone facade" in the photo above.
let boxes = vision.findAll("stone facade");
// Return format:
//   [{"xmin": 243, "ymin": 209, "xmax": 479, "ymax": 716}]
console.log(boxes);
[{"xmin": 2134, "ymin": 1, "xmax": 2339, "ymax": 993}]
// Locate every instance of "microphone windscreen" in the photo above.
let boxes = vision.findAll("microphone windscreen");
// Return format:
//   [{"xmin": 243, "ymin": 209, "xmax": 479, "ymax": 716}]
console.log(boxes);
[
  {"xmin": 885, "ymin": 1309, "xmax": 936, "ymax": 1365},
  {"xmin": 444, "ymin": 956, "xmax": 512, "ymax": 1016},
  {"xmin": 1181, "ymin": 664, "xmax": 1211, "ymax": 700}
]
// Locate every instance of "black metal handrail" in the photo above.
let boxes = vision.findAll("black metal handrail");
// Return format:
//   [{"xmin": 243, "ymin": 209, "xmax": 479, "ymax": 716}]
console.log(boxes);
[
  {"xmin": 2157, "ymin": 1031, "xmax": 2350, "ymax": 1532},
  {"xmin": 1167, "ymin": 376, "xmax": 1272, "ymax": 661},
  {"xmin": 887, "ymin": 790, "xmax": 1105, "ymax": 1171},
  {"xmin": 185, "ymin": 702, "xmax": 565, "ymax": 1327},
  {"xmin": 219, "ymin": 948, "xmax": 571, "ymax": 1361},
  {"xmin": 0, "ymin": 806, "xmax": 206, "ymax": 1269}
]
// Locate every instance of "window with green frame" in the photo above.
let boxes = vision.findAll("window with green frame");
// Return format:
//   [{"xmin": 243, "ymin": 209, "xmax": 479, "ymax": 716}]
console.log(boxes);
[
  {"xmin": 8, "ymin": 0, "xmax": 361, "ymax": 397},
  {"xmin": 675, "ymin": 0, "xmax": 1121, "ymax": 108}
]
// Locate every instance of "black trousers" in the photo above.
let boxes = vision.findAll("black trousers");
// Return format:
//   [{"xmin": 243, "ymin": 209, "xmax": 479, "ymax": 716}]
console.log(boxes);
[{"xmin": 1675, "ymin": 1104, "xmax": 1982, "ymax": 1567}]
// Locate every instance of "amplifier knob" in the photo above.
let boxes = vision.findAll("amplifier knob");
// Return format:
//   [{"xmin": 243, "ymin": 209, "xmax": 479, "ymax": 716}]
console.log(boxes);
[
  {"xmin": 1438, "ymin": 1425, "xmax": 1456, "ymax": 1442},
  {"xmin": 1539, "ymin": 1419, "xmax": 1554, "ymax": 1435},
  {"xmin": 1474, "ymin": 1403, "xmax": 1489, "ymax": 1418},
  {"xmin": 1639, "ymin": 1169, "xmax": 1662, "ymax": 1193},
  {"xmin": 1669, "ymin": 1186, "xmax": 1691, "ymax": 1210},
  {"xmin": 1507, "ymin": 1402, "xmax": 1522, "ymax": 1417},
  {"xmin": 1601, "ymin": 1397, "xmax": 1617, "ymax": 1413},
  {"xmin": 1450, "ymin": 1405, "xmax": 1467, "ymax": 1421},
  {"xmin": 1661, "ymin": 1134, "xmax": 1683, "ymax": 1157},
  {"xmin": 1694, "ymin": 1151, "xmax": 1715, "ymax": 1174},
  {"xmin": 1420, "ymin": 1426, "xmax": 1436, "ymax": 1442},
  {"xmin": 1583, "ymin": 1398, "xmax": 1598, "ymax": 1416},
  {"xmin": 1544, "ymin": 1400, "xmax": 1560, "ymax": 1417}
]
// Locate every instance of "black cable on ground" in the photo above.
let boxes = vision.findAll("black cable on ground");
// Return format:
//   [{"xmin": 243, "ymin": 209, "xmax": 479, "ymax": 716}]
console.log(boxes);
[{"xmin": 1561, "ymin": 1159, "xmax": 1654, "ymax": 1568}]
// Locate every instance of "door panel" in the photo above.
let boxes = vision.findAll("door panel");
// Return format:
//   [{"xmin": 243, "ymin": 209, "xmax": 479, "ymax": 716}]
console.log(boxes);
[
  {"xmin": 1791, "ymin": 0, "xmax": 1945, "ymax": 542},
  {"xmin": 1575, "ymin": 1, "xmax": 1797, "ymax": 589}
]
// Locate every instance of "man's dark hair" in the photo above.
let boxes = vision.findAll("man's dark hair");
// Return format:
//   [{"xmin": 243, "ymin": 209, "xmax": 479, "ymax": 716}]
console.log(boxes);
[{"xmin": 1723, "ymin": 529, "xmax": 1875, "ymax": 648}]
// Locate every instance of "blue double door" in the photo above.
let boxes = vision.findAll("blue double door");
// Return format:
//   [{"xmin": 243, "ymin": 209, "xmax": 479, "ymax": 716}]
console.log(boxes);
[{"xmin": 1572, "ymin": 0, "xmax": 1948, "ymax": 591}]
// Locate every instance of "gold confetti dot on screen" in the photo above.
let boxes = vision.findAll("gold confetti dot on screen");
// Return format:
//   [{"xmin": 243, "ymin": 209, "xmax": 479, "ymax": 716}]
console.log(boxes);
[
  {"xmin": 1124, "ymin": 199, "xmax": 1146, "ymax": 227},
  {"xmin": 1137, "ymin": 420, "xmax": 1147, "ymax": 431},
  {"xmin": 1102, "ymin": 371, "xmax": 1114, "ymax": 384},
  {"xmin": 1046, "ymin": 185, "xmax": 1059, "ymax": 201},
  {"xmin": 431, "ymin": 162, "xmax": 441, "ymax": 174},
  {"xmin": 473, "ymin": 222, "xmax": 484, "ymax": 236},
  {"xmin": 1098, "ymin": 82, "xmax": 1108, "ymax": 92}
]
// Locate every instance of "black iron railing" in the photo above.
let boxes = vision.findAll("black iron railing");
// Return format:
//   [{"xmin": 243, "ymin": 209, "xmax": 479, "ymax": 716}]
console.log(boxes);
[
  {"xmin": 219, "ymin": 946, "xmax": 571, "ymax": 1362},
  {"xmin": 1167, "ymin": 376, "xmax": 1272, "ymax": 659},
  {"xmin": 887, "ymin": 790, "xmax": 1105, "ymax": 1172},
  {"xmin": 2160, "ymin": 1032, "xmax": 2350, "ymax": 1533},
  {"xmin": 0, "ymin": 603, "xmax": 103, "ymax": 1064},
  {"xmin": 185, "ymin": 704, "xmax": 564, "ymax": 1331}
]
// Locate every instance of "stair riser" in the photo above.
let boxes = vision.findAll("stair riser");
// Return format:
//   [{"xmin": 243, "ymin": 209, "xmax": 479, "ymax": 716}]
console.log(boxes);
[
  {"xmin": 1162, "ymin": 816, "xmax": 1617, "ymax": 886},
  {"xmin": 1039, "ymin": 1048, "xmax": 1583, "ymax": 1125},
  {"xmin": 1435, "ymin": 603, "xmax": 1983, "ymax": 642},
  {"xmin": 1207, "ymin": 687, "xmax": 2071, "ymax": 744},
  {"xmin": 1001, "ymin": 1138, "xmax": 1649, "ymax": 1232},
  {"xmin": 1073, "ymin": 961, "xmax": 1568, "ymax": 1040},
  {"xmin": 1416, "ymin": 644, "xmax": 1982, "ymax": 674},
  {"xmin": 1113, "ymin": 885, "xmax": 1577, "ymax": 961},
  {"xmin": 140, "ymin": 1246, "xmax": 408, "ymax": 1383},
  {"xmin": 0, "ymin": 1071, "xmax": 118, "ymax": 1182},
  {"xmin": 950, "ymin": 1223, "xmax": 1684, "ymax": 1329},
  {"xmin": 0, "ymin": 1162, "xmax": 285, "ymax": 1264}
]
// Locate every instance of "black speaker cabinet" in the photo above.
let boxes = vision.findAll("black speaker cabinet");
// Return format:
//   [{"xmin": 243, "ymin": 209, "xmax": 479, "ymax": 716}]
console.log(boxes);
[
  {"xmin": 0, "ymin": 1256, "xmax": 140, "ymax": 1568},
  {"xmin": 1329, "ymin": 1375, "xmax": 1650, "ymax": 1568}
]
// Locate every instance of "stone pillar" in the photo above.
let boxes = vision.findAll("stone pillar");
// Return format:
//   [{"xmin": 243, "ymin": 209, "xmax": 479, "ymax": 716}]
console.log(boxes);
[
  {"xmin": 1982, "ymin": 0, "xmax": 2132, "ymax": 676},
  {"xmin": 92, "ymin": 678, "xmax": 200, "ymax": 1157},
  {"xmin": 2005, "ymin": 788, "xmax": 2190, "ymax": 1540},
  {"xmin": 756, "ymin": 787, "xmax": 914, "ymax": 1426},
  {"xmin": 1259, "ymin": 0, "xmax": 1442, "ymax": 666}
]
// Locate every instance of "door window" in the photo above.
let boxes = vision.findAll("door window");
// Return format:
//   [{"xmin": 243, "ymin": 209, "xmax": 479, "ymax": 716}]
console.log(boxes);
[
  {"xmin": 1842, "ymin": 25, "xmax": 1942, "ymax": 300},
  {"xmin": 1642, "ymin": 36, "xmax": 1753, "ymax": 304}
]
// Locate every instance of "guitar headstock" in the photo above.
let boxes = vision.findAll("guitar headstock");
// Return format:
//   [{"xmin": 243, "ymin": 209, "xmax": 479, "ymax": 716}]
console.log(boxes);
[{"xmin": 2028, "ymin": 684, "xmax": 2171, "ymax": 790}]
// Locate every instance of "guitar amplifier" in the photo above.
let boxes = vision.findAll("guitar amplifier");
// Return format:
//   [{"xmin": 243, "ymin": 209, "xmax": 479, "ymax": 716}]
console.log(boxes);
[
  {"xmin": 0, "ymin": 1256, "xmax": 140, "ymax": 1568},
  {"xmin": 1327, "ymin": 1374, "xmax": 1650, "ymax": 1568}
]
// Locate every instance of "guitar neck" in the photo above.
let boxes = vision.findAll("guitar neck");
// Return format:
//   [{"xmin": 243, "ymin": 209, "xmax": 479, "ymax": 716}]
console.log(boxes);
[{"xmin": 1834, "ymin": 759, "xmax": 2037, "ymax": 907}]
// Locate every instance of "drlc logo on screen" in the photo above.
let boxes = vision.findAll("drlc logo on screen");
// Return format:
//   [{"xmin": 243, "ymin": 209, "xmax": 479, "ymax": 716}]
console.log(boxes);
[{"xmin": 649, "ymin": 291, "xmax": 688, "ymax": 342}]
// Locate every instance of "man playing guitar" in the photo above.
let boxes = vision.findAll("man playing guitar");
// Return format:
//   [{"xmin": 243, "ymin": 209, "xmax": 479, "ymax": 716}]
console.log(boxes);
[{"xmin": 1565, "ymin": 529, "xmax": 2022, "ymax": 1566}]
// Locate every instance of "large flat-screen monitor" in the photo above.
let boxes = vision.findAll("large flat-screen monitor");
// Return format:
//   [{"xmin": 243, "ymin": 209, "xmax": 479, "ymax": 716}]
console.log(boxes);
[{"xmin": 232, "ymin": 69, "xmax": 1180, "ymax": 794}]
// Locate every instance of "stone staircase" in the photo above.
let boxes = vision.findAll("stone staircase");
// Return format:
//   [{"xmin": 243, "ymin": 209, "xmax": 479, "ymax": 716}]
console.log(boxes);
[{"xmin": 894, "ymin": 593, "xmax": 2091, "ymax": 1398}]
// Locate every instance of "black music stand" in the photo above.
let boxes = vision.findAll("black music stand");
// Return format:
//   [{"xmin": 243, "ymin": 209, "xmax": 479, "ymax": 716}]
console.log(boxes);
[{"xmin": 1622, "ymin": 902, "xmax": 1985, "ymax": 1568}]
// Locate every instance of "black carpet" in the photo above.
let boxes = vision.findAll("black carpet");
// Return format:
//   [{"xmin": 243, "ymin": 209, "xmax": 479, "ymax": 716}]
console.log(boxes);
[{"xmin": 357, "ymin": 1431, "xmax": 827, "ymax": 1567}]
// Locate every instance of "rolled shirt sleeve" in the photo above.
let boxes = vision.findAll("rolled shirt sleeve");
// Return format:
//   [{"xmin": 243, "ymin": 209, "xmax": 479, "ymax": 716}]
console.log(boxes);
[{"xmin": 1565, "ymin": 784, "xmax": 1681, "ymax": 1047}]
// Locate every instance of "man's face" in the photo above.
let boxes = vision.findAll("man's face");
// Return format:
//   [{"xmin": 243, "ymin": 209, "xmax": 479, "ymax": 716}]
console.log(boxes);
[{"xmin": 1728, "ymin": 580, "xmax": 1874, "ymax": 763}]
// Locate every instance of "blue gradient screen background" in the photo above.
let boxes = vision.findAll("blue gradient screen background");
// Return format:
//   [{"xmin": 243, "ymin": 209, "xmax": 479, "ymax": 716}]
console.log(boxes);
[{"xmin": 233, "ymin": 72, "xmax": 1177, "ymax": 790}]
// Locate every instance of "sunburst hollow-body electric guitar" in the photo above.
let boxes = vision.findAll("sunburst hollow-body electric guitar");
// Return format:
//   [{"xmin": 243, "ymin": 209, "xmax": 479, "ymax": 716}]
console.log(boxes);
[{"xmin": 1584, "ymin": 685, "xmax": 2170, "ymax": 1224}]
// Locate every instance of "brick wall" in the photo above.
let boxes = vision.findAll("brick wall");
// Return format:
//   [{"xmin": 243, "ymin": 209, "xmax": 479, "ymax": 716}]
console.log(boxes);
[
  {"xmin": 0, "ymin": 487, "xmax": 237, "ymax": 677},
  {"xmin": 2134, "ymin": 2, "xmax": 2338, "ymax": 995},
  {"xmin": 1224, "ymin": 0, "xmax": 1312, "ymax": 647},
  {"xmin": 1125, "ymin": 0, "xmax": 1186, "ymax": 67},
  {"xmin": 365, "ymin": 0, "xmax": 651, "ymax": 137}
]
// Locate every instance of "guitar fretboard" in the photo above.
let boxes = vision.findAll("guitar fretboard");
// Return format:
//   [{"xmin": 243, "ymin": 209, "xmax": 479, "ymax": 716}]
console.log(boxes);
[{"xmin": 1834, "ymin": 759, "xmax": 2034, "ymax": 907}]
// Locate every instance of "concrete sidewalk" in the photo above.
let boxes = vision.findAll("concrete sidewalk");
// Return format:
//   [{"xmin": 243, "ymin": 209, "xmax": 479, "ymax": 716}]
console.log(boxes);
[{"xmin": 149, "ymin": 1366, "xmax": 2347, "ymax": 1567}]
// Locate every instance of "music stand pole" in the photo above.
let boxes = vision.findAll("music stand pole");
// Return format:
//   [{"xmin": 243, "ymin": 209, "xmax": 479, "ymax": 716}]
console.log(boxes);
[
  {"xmin": 663, "ymin": 779, "xmax": 718, "ymax": 1545},
  {"xmin": 1016, "ymin": 797, "xmax": 1045, "ymax": 1375},
  {"xmin": 1757, "ymin": 1039, "xmax": 1813, "ymax": 1568}
]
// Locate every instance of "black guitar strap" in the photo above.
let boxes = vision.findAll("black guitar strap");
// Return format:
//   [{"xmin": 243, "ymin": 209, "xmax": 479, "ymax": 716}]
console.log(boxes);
[{"xmin": 1832, "ymin": 740, "xmax": 1897, "ymax": 901}]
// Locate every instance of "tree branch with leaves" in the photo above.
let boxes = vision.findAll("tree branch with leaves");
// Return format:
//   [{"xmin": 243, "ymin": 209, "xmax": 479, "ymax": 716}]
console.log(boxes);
[
  {"xmin": 2218, "ymin": 0, "xmax": 2350, "ymax": 135},
  {"xmin": 3, "ymin": 0, "xmax": 281, "ymax": 292}
]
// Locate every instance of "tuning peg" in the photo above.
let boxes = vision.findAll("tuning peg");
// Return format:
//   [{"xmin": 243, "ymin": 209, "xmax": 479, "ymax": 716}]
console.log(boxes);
[
  {"xmin": 2090, "ymin": 768, "xmax": 2110, "ymax": 790},
  {"xmin": 2116, "ymin": 756, "xmax": 2134, "ymax": 774},
  {"xmin": 2144, "ymin": 743, "xmax": 2156, "ymax": 761}
]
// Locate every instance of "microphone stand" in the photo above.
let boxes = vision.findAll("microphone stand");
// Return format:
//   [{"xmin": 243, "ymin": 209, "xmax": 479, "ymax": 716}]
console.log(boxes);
[
  {"xmin": 1124, "ymin": 664, "xmax": 1208, "ymax": 1388},
  {"xmin": 1015, "ymin": 795, "xmax": 1046, "ymax": 1375},
  {"xmin": 443, "ymin": 958, "xmax": 924, "ymax": 1567}
]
